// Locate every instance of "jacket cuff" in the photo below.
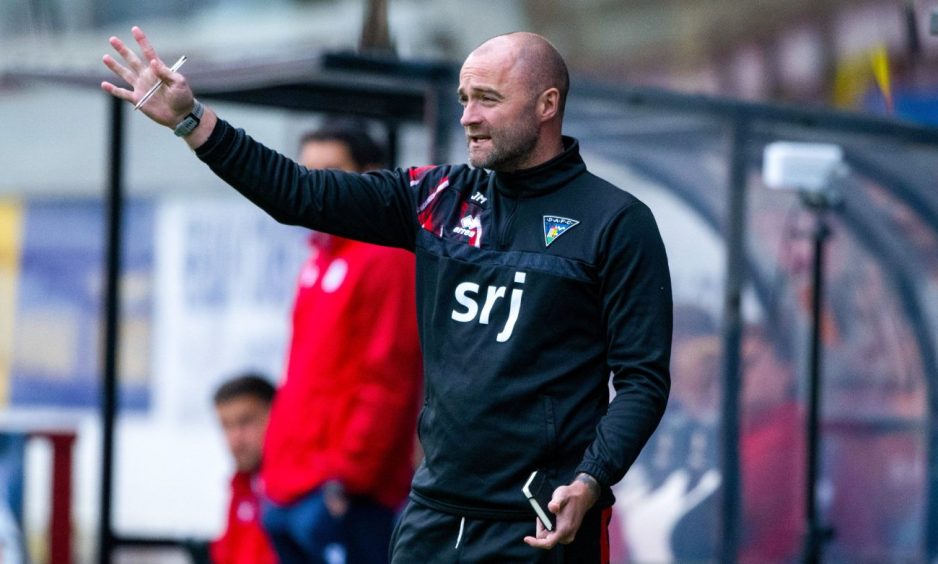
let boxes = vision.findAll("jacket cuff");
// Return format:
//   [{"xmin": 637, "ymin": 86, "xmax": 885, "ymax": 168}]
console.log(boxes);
[
  {"xmin": 574, "ymin": 462, "xmax": 617, "ymax": 508},
  {"xmin": 194, "ymin": 118, "xmax": 235, "ymax": 161},
  {"xmin": 575, "ymin": 461, "xmax": 611, "ymax": 489}
]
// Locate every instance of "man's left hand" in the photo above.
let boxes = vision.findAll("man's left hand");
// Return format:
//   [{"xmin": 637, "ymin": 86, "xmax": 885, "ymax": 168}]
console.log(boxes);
[{"xmin": 523, "ymin": 473, "xmax": 600, "ymax": 550}]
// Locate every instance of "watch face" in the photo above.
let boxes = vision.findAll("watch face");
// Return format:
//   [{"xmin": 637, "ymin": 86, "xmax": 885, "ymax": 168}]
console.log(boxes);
[
  {"xmin": 174, "ymin": 102, "xmax": 203, "ymax": 137},
  {"xmin": 174, "ymin": 116, "xmax": 199, "ymax": 137}
]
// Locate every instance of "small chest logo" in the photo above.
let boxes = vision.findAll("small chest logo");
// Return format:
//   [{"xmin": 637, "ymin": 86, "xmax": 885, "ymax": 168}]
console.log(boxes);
[
  {"xmin": 298, "ymin": 261, "xmax": 320, "ymax": 288},
  {"xmin": 453, "ymin": 212, "xmax": 483, "ymax": 247},
  {"xmin": 470, "ymin": 192, "xmax": 488, "ymax": 204},
  {"xmin": 320, "ymin": 259, "xmax": 348, "ymax": 293},
  {"xmin": 236, "ymin": 500, "xmax": 257, "ymax": 523},
  {"xmin": 453, "ymin": 213, "xmax": 480, "ymax": 237},
  {"xmin": 543, "ymin": 216, "xmax": 579, "ymax": 247}
]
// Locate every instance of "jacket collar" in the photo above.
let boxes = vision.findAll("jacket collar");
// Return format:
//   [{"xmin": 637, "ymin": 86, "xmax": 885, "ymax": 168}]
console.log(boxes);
[{"xmin": 492, "ymin": 136, "xmax": 586, "ymax": 198}]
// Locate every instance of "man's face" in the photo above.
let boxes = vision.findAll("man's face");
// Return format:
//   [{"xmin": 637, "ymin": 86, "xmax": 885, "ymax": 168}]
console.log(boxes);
[
  {"xmin": 300, "ymin": 140, "xmax": 361, "ymax": 172},
  {"xmin": 741, "ymin": 336, "xmax": 793, "ymax": 412},
  {"xmin": 215, "ymin": 396, "xmax": 271, "ymax": 474},
  {"xmin": 458, "ymin": 46, "xmax": 540, "ymax": 172}
]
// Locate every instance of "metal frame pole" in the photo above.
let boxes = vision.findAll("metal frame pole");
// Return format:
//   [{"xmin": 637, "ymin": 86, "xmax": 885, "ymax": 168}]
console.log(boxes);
[
  {"xmin": 719, "ymin": 118, "xmax": 749, "ymax": 564},
  {"xmin": 98, "ymin": 94, "xmax": 124, "ymax": 564},
  {"xmin": 803, "ymin": 207, "xmax": 835, "ymax": 564}
]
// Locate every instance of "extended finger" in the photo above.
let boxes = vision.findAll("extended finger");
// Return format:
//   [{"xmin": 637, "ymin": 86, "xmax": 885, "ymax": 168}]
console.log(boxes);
[
  {"xmin": 548, "ymin": 487, "xmax": 568, "ymax": 514},
  {"xmin": 100, "ymin": 81, "xmax": 134, "ymax": 103},
  {"xmin": 149, "ymin": 58, "xmax": 178, "ymax": 86},
  {"xmin": 547, "ymin": 519, "xmax": 578, "ymax": 545},
  {"xmin": 108, "ymin": 36, "xmax": 145, "ymax": 73},
  {"xmin": 132, "ymin": 26, "xmax": 164, "ymax": 69},
  {"xmin": 524, "ymin": 518, "xmax": 556, "ymax": 550},
  {"xmin": 524, "ymin": 530, "xmax": 560, "ymax": 550},
  {"xmin": 102, "ymin": 54, "xmax": 136, "ymax": 87}
]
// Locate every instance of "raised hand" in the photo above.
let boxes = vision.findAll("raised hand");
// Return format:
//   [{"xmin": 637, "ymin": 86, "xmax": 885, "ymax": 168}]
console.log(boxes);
[{"xmin": 101, "ymin": 26, "xmax": 195, "ymax": 128}]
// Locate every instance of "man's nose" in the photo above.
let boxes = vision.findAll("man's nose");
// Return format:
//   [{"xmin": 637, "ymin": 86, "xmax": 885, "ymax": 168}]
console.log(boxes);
[{"xmin": 460, "ymin": 102, "xmax": 480, "ymax": 127}]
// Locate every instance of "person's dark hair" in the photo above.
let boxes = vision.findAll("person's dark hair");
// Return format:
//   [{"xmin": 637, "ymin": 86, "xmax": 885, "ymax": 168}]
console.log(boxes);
[
  {"xmin": 743, "ymin": 322, "xmax": 793, "ymax": 365},
  {"xmin": 213, "ymin": 373, "xmax": 276, "ymax": 406},
  {"xmin": 299, "ymin": 119, "xmax": 387, "ymax": 170}
]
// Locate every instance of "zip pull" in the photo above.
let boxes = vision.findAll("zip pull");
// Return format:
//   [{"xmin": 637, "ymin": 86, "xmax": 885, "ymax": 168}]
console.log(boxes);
[{"xmin": 454, "ymin": 516, "xmax": 466, "ymax": 549}]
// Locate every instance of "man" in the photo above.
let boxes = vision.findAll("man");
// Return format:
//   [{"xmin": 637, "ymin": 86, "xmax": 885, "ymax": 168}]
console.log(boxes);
[
  {"xmin": 211, "ymin": 373, "xmax": 277, "ymax": 564},
  {"xmin": 259, "ymin": 122, "xmax": 423, "ymax": 563},
  {"xmin": 739, "ymin": 325, "xmax": 804, "ymax": 563},
  {"xmin": 102, "ymin": 28, "xmax": 672, "ymax": 563}
]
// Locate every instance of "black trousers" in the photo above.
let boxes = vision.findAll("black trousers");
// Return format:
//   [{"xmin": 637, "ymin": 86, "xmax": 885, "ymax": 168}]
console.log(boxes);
[{"xmin": 390, "ymin": 500, "xmax": 610, "ymax": 563}]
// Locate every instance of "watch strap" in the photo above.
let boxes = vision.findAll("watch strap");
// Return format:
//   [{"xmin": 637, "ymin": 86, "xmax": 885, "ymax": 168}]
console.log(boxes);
[{"xmin": 173, "ymin": 99, "xmax": 204, "ymax": 137}]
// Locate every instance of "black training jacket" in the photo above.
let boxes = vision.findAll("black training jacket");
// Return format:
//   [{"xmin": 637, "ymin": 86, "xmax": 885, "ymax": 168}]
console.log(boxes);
[{"xmin": 197, "ymin": 121, "xmax": 672, "ymax": 520}]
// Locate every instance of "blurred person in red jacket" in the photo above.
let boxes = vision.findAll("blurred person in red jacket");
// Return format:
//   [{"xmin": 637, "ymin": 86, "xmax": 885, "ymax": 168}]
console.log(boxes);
[
  {"xmin": 259, "ymin": 121, "xmax": 423, "ymax": 564},
  {"xmin": 739, "ymin": 325, "xmax": 805, "ymax": 563},
  {"xmin": 211, "ymin": 373, "xmax": 278, "ymax": 564}
]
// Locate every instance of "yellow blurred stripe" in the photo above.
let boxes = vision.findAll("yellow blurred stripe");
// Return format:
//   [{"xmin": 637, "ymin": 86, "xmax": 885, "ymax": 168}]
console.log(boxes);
[
  {"xmin": 0, "ymin": 200, "xmax": 23, "ymax": 406},
  {"xmin": 833, "ymin": 54, "xmax": 872, "ymax": 110},
  {"xmin": 870, "ymin": 44, "xmax": 894, "ymax": 114}
]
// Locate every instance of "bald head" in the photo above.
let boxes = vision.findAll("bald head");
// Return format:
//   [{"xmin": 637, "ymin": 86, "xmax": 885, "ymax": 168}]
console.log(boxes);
[
  {"xmin": 471, "ymin": 32, "xmax": 570, "ymax": 117},
  {"xmin": 458, "ymin": 32, "xmax": 568, "ymax": 170}
]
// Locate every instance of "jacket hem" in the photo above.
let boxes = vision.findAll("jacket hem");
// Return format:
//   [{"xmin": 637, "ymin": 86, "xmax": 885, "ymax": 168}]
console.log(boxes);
[{"xmin": 408, "ymin": 490, "xmax": 533, "ymax": 521}]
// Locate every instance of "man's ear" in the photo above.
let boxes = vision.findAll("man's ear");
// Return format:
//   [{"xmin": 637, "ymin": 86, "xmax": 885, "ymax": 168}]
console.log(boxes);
[{"xmin": 538, "ymin": 88, "xmax": 561, "ymax": 122}]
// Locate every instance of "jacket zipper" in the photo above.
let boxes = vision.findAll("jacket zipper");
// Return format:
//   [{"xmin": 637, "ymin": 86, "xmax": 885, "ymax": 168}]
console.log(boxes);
[{"xmin": 498, "ymin": 197, "xmax": 518, "ymax": 250}]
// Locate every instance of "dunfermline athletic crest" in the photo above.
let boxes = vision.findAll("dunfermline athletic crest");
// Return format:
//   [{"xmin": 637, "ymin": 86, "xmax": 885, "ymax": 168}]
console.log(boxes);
[{"xmin": 543, "ymin": 215, "xmax": 579, "ymax": 247}]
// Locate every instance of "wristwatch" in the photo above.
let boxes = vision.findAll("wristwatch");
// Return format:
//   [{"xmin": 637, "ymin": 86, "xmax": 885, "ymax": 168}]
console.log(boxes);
[{"xmin": 173, "ymin": 99, "xmax": 204, "ymax": 137}]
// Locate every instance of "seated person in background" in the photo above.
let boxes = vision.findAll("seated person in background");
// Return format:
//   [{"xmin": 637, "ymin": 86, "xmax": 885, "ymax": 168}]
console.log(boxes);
[{"xmin": 211, "ymin": 373, "xmax": 278, "ymax": 564}]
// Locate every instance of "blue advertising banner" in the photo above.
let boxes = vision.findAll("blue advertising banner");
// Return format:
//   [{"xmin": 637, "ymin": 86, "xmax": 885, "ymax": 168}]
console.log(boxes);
[{"xmin": 9, "ymin": 198, "xmax": 153, "ymax": 410}]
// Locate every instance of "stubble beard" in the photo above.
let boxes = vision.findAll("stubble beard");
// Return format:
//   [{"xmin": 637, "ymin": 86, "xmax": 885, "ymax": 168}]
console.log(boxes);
[{"xmin": 468, "ymin": 114, "xmax": 540, "ymax": 172}]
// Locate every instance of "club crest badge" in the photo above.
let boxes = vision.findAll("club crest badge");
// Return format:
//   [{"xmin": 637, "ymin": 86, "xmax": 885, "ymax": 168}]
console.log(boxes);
[{"xmin": 543, "ymin": 216, "xmax": 579, "ymax": 247}]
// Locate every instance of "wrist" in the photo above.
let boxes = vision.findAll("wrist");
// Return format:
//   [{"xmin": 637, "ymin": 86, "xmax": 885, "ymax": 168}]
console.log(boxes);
[
  {"xmin": 182, "ymin": 105, "xmax": 217, "ymax": 150},
  {"xmin": 574, "ymin": 472, "xmax": 601, "ymax": 502},
  {"xmin": 173, "ymin": 99, "xmax": 204, "ymax": 137}
]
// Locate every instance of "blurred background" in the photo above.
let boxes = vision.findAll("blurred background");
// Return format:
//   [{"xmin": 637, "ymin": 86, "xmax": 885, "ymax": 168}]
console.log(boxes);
[{"xmin": 2, "ymin": 0, "xmax": 938, "ymax": 562}]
